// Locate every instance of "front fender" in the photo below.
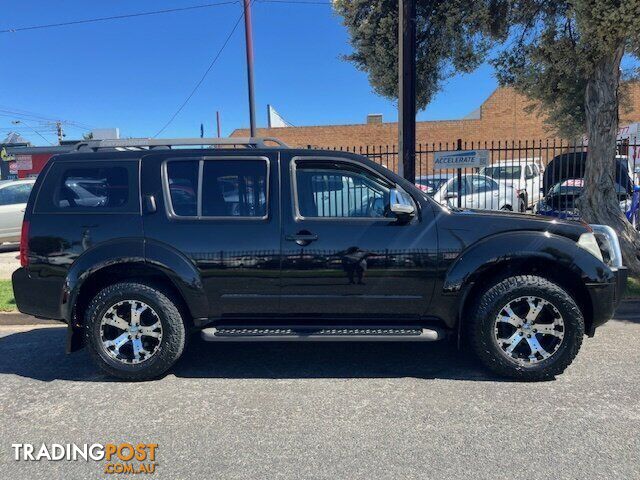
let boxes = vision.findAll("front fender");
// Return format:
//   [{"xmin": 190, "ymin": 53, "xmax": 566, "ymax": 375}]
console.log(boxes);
[{"xmin": 443, "ymin": 231, "xmax": 614, "ymax": 294}]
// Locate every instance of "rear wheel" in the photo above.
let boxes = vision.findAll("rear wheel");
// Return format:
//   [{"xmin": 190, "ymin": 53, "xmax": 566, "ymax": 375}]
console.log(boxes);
[
  {"xmin": 85, "ymin": 281, "xmax": 186, "ymax": 381},
  {"xmin": 467, "ymin": 275, "xmax": 584, "ymax": 381}
]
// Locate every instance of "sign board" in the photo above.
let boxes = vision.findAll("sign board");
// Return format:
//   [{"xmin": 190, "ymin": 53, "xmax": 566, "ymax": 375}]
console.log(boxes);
[
  {"xmin": 15, "ymin": 154, "xmax": 33, "ymax": 171},
  {"xmin": 433, "ymin": 150, "xmax": 489, "ymax": 170}
]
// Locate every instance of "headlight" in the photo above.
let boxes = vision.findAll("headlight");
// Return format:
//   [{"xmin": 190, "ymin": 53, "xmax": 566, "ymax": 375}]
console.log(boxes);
[
  {"xmin": 577, "ymin": 232, "xmax": 603, "ymax": 262},
  {"xmin": 591, "ymin": 224, "xmax": 623, "ymax": 269}
]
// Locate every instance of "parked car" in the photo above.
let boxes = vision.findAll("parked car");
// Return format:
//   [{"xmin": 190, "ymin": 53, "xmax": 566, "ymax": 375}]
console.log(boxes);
[
  {"xmin": 480, "ymin": 159, "xmax": 543, "ymax": 208},
  {"xmin": 536, "ymin": 179, "xmax": 634, "ymax": 220},
  {"xmin": 416, "ymin": 173, "xmax": 524, "ymax": 212},
  {"xmin": 536, "ymin": 152, "xmax": 635, "ymax": 221},
  {"xmin": 0, "ymin": 179, "xmax": 35, "ymax": 243},
  {"xmin": 13, "ymin": 138, "xmax": 627, "ymax": 381}
]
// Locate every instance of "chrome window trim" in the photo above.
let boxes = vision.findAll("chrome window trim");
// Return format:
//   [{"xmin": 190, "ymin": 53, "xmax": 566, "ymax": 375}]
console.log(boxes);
[{"xmin": 161, "ymin": 156, "xmax": 270, "ymax": 221}]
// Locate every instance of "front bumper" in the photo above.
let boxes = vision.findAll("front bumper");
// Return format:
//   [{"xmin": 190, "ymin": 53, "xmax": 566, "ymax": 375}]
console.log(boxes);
[{"xmin": 586, "ymin": 267, "xmax": 628, "ymax": 336}]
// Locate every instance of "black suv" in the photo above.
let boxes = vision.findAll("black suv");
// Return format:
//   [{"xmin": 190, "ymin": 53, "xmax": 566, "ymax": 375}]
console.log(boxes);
[{"xmin": 13, "ymin": 138, "xmax": 627, "ymax": 381}]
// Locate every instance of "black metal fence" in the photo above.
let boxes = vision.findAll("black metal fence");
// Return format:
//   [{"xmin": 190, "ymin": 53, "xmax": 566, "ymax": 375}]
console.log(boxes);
[{"xmin": 314, "ymin": 139, "xmax": 640, "ymax": 228}]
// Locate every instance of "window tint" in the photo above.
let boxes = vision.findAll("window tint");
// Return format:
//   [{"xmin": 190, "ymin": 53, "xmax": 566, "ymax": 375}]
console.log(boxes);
[
  {"xmin": 296, "ymin": 164, "xmax": 391, "ymax": 218},
  {"xmin": 0, "ymin": 183, "xmax": 32, "ymax": 206},
  {"xmin": 202, "ymin": 160, "xmax": 267, "ymax": 217},
  {"xmin": 165, "ymin": 159, "xmax": 268, "ymax": 218},
  {"xmin": 35, "ymin": 162, "xmax": 138, "ymax": 213},
  {"xmin": 167, "ymin": 161, "xmax": 199, "ymax": 217}
]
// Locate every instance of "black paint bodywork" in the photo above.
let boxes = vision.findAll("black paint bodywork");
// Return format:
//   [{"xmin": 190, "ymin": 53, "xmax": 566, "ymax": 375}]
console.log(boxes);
[{"xmin": 12, "ymin": 148, "xmax": 626, "ymax": 350}]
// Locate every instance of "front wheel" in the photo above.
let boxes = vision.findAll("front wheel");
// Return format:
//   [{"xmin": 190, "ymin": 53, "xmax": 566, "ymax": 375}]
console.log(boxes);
[
  {"xmin": 85, "ymin": 281, "xmax": 187, "ymax": 381},
  {"xmin": 467, "ymin": 275, "xmax": 584, "ymax": 381}
]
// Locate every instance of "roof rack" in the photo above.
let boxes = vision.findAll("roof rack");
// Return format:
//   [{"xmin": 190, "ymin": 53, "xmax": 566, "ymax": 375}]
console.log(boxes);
[{"xmin": 74, "ymin": 137, "xmax": 289, "ymax": 152}]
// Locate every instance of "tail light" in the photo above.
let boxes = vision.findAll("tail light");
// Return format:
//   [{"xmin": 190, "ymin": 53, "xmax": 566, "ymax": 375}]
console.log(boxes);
[{"xmin": 19, "ymin": 220, "xmax": 29, "ymax": 267}]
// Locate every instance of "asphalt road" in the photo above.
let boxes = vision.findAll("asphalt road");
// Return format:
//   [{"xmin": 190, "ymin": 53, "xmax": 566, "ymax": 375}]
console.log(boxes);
[{"xmin": 0, "ymin": 304, "xmax": 638, "ymax": 480}]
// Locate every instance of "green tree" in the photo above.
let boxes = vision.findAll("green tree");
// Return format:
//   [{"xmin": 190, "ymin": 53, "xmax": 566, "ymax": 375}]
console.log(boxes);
[{"xmin": 334, "ymin": 0, "xmax": 640, "ymax": 274}]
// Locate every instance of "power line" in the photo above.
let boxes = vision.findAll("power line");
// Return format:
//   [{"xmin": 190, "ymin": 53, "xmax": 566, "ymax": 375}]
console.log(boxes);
[
  {"xmin": 0, "ymin": 1, "xmax": 239, "ymax": 34},
  {"xmin": 154, "ymin": 7, "xmax": 248, "ymax": 138},
  {"xmin": 10, "ymin": 120, "xmax": 54, "ymax": 146},
  {"xmin": 256, "ymin": 0, "xmax": 332, "ymax": 4}
]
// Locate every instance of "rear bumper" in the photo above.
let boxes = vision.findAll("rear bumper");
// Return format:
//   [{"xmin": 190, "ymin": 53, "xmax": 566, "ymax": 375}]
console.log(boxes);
[
  {"xmin": 586, "ymin": 267, "xmax": 628, "ymax": 336},
  {"xmin": 12, "ymin": 267, "xmax": 65, "ymax": 321}
]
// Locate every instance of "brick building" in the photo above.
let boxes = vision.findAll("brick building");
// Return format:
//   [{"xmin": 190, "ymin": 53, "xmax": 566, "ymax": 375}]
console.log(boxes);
[{"xmin": 232, "ymin": 84, "xmax": 640, "ymax": 149}]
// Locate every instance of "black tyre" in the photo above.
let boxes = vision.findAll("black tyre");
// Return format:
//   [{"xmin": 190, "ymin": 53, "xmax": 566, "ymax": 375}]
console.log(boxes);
[
  {"xmin": 467, "ymin": 275, "xmax": 584, "ymax": 381},
  {"xmin": 84, "ymin": 281, "xmax": 186, "ymax": 381}
]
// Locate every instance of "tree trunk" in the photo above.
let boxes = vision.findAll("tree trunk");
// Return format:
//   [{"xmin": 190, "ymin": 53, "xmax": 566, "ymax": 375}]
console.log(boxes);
[{"xmin": 580, "ymin": 43, "xmax": 640, "ymax": 276}]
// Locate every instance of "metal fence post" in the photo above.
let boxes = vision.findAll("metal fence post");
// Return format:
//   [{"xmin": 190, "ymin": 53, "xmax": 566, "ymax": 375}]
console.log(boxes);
[{"xmin": 456, "ymin": 138, "xmax": 463, "ymax": 208}]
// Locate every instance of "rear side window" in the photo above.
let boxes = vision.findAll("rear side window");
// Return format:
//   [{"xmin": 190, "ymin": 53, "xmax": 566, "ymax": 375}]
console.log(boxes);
[
  {"xmin": 202, "ymin": 161, "xmax": 267, "ymax": 217},
  {"xmin": 165, "ymin": 158, "xmax": 268, "ymax": 219},
  {"xmin": 167, "ymin": 161, "xmax": 199, "ymax": 217},
  {"xmin": 35, "ymin": 161, "xmax": 139, "ymax": 214}
]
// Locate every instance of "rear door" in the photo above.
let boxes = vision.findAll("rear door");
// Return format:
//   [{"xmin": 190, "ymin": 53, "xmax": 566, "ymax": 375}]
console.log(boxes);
[{"xmin": 141, "ymin": 151, "xmax": 281, "ymax": 319}]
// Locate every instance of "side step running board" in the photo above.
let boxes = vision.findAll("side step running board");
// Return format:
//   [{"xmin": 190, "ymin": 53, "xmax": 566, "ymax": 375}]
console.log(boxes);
[{"xmin": 201, "ymin": 326, "xmax": 444, "ymax": 342}]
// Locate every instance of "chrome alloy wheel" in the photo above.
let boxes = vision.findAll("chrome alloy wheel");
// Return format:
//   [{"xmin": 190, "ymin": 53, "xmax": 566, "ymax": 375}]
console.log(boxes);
[
  {"xmin": 99, "ymin": 300, "xmax": 163, "ymax": 365},
  {"xmin": 493, "ymin": 296, "xmax": 565, "ymax": 364}
]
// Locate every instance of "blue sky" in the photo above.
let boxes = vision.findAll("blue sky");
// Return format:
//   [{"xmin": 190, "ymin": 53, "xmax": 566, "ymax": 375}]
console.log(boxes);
[{"xmin": 0, "ymin": 1, "xmax": 499, "ymax": 145}]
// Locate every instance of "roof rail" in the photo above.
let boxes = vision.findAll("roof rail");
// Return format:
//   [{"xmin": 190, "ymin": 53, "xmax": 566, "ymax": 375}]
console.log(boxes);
[{"xmin": 74, "ymin": 137, "xmax": 289, "ymax": 152}]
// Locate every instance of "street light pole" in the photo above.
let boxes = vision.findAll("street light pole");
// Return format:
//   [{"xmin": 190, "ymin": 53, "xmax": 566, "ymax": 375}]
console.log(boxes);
[
  {"xmin": 398, "ymin": 0, "xmax": 416, "ymax": 183},
  {"xmin": 243, "ymin": 0, "xmax": 257, "ymax": 138}
]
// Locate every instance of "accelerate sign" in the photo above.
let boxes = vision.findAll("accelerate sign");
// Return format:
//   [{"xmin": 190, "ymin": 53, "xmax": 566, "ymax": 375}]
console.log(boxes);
[{"xmin": 433, "ymin": 149, "xmax": 489, "ymax": 170}]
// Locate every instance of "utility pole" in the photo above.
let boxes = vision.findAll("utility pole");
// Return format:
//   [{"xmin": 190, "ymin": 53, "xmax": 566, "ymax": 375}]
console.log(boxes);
[
  {"xmin": 216, "ymin": 111, "xmax": 222, "ymax": 138},
  {"xmin": 55, "ymin": 121, "xmax": 65, "ymax": 144},
  {"xmin": 398, "ymin": 0, "xmax": 416, "ymax": 183},
  {"xmin": 243, "ymin": 0, "xmax": 257, "ymax": 137}
]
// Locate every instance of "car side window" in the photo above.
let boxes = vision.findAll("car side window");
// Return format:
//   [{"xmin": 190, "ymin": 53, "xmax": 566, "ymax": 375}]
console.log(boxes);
[
  {"xmin": 35, "ymin": 161, "xmax": 139, "ymax": 214},
  {"xmin": 525, "ymin": 165, "xmax": 535, "ymax": 179},
  {"xmin": 201, "ymin": 160, "xmax": 267, "ymax": 217},
  {"xmin": 0, "ymin": 183, "xmax": 32, "ymax": 206},
  {"xmin": 165, "ymin": 158, "xmax": 268, "ymax": 218},
  {"xmin": 295, "ymin": 162, "xmax": 392, "ymax": 218},
  {"xmin": 448, "ymin": 178, "xmax": 468, "ymax": 196},
  {"xmin": 467, "ymin": 175, "xmax": 494, "ymax": 193}
]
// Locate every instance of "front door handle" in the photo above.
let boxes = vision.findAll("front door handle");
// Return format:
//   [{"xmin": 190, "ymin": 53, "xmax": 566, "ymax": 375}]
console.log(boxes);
[{"xmin": 285, "ymin": 231, "xmax": 318, "ymax": 246}]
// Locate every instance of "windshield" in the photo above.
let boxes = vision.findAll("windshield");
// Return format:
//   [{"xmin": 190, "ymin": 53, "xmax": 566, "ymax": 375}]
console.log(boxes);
[
  {"xmin": 416, "ymin": 177, "xmax": 448, "ymax": 195},
  {"xmin": 482, "ymin": 166, "xmax": 522, "ymax": 180}
]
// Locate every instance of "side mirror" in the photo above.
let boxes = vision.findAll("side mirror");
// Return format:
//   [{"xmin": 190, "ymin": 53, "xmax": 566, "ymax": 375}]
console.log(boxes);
[
  {"xmin": 444, "ymin": 192, "xmax": 458, "ymax": 200},
  {"xmin": 389, "ymin": 188, "xmax": 415, "ymax": 220}
]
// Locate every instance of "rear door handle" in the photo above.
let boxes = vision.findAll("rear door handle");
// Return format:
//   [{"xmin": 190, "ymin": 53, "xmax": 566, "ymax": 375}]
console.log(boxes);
[{"xmin": 285, "ymin": 232, "xmax": 318, "ymax": 246}]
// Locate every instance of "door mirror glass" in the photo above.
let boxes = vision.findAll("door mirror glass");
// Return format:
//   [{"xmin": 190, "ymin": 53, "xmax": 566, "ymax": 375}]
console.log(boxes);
[{"xmin": 389, "ymin": 188, "xmax": 415, "ymax": 218}]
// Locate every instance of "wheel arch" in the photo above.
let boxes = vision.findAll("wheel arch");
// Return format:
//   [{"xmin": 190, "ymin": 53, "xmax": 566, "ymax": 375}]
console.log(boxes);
[
  {"xmin": 446, "ymin": 231, "xmax": 613, "ymax": 342},
  {"xmin": 64, "ymin": 239, "xmax": 209, "ymax": 327},
  {"xmin": 457, "ymin": 257, "xmax": 594, "ymax": 341}
]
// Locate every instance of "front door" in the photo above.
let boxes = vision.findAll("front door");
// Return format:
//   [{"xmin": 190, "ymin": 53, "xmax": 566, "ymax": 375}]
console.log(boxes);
[{"xmin": 279, "ymin": 153, "xmax": 438, "ymax": 321}]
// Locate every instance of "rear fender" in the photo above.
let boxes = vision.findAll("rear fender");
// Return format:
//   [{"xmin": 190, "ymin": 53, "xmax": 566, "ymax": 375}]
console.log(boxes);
[{"xmin": 64, "ymin": 239, "xmax": 208, "ymax": 323}]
